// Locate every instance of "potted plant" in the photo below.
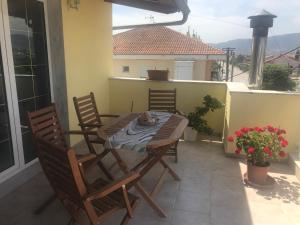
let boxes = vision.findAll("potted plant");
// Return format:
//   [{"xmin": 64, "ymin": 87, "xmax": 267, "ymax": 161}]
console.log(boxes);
[
  {"xmin": 147, "ymin": 70, "xmax": 169, "ymax": 81},
  {"xmin": 227, "ymin": 125, "xmax": 288, "ymax": 185},
  {"xmin": 184, "ymin": 95, "xmax": 223, "ymax": 141}
]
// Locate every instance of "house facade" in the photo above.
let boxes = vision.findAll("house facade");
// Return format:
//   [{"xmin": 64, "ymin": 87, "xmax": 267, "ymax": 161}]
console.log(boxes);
[{"xmin": 113, "ymin": 26, "xmax": 225, "ymax": 80}]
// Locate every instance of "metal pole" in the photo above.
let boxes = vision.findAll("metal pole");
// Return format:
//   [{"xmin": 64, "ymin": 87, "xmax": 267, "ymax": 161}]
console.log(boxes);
[
  {"xmin": 248, "ymin": 10, "xmax": 277, "ymax": 89},
  {"xmin": 223, "ymin": 48, "xmax": 235, "ymax": 81},
  {"xmin": 226, "ymin": 49, "xmax": 230, "ymax": 81},
  {"xmin": 230, "ymin": 52, "xmax": 235, "ymax": 82}
]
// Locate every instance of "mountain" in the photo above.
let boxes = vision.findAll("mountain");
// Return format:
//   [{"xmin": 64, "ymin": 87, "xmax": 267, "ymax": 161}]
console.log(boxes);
[{"xmin": 213, "ymin": 33, "xmax": 300, "ymax": 55}]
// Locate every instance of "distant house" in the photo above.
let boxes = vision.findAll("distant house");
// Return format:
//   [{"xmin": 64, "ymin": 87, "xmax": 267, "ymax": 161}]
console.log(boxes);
[{"xmin": 113, "ymin": 26, "xmax": 225, "ymax": 80}]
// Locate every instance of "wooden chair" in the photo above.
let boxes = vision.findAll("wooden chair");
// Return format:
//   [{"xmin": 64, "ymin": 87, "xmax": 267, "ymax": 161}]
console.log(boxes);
[
  {"xmin": 73, "ymin": 92, "xmax": 119, "ymax": 179},
  {"xmin": 27, "ymin": 104, "xmax": 110, "ymax": 177},
  {"xmin": 35, "ymin": 135, "xmax": 139, "ymax": 225},
  {"xmin": 148, "ymin": 89, "xmax": 183, "ymax": 162},
  {"xmin": 27, "ymin": 104, "xmax": 113, "ymax": 214}
]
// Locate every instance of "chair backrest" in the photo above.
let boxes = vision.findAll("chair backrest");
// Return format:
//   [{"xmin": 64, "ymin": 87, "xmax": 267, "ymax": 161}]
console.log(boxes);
[
  {"xmin": 35, "ymin": 136, "xmax": 87, "ymax": 208},
  {"xmin": 148, "ymin": 89, "xmax": 177, "ymax": 113},
  {"xmin": 27, "ymin": 104, "xmax": 67, "ymax": 147},
  {"xmin": 73, "ymin": 92, "xmax": 102, "ymax": 131}
]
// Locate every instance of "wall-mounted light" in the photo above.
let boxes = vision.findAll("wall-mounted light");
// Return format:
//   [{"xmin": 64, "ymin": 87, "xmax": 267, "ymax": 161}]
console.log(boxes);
[{"xmin": 67, "ymin": 0, "xmax": 80, "ymax": 10}]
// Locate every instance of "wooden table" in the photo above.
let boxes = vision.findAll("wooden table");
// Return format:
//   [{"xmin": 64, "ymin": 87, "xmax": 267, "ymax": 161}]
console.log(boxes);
[{"xmin": 97, "ymin": 112, "xmax": 188, "ymax": 217}]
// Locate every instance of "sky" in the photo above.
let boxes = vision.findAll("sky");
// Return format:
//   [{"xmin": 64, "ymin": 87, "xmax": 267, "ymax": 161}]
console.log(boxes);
[{"xmin": 112, "ymin": 0, "xmax": 300, "ymax": 43}]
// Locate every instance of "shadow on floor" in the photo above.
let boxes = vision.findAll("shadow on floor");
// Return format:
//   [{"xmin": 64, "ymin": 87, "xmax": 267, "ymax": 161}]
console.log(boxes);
[{"xmin": 255, "ymin": 176, "xmax": 300, "ymax": 205}]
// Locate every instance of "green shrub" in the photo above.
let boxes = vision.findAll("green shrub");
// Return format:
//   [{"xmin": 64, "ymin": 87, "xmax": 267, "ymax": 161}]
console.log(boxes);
[
  {"xmin": 262, "ymin": 64, "xmax": 296, "ymax": 91},
  {"xmin": 187, "ymin": 95, "xmax": 223, "ymax": 135}
]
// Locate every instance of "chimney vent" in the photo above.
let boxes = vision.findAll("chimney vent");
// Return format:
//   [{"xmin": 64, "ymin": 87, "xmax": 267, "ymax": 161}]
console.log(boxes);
[{"xmin": 248, "ymin": 10, "xmax": 277, "ymax": 89}]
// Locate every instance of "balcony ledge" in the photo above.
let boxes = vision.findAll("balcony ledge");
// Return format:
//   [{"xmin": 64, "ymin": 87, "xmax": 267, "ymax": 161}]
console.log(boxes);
[{"xmin": 109, "ymin": 76, "xmax": 227, "ymax": 85}]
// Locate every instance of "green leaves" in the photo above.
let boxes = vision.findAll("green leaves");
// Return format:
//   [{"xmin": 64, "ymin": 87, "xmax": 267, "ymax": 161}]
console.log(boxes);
[
  {"xmin": 262, "ymin": 64, "xmax": 296, "ymax": 91},
  {"xmin": 187, "ymin": 95, "xmax": 223, "ymax": 134}
]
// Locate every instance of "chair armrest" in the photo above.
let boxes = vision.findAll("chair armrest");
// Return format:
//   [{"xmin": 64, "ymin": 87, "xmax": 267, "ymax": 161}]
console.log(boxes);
[
  {"xmin": 65, "ymin": 130, "xmax": 97, "ymax": 136},
  {"xmin": 76, "ymin": 153, "xmax": 97, "ymax": 164},
  {"xmin": 99, "ymin": 114, "xmax": 119, "ymax": 118},
  {"xmin": 175, "ymin": 110, "xmax": 185, "ymax": 116},
  {"xmin": 86, "ymin": 172, "xmax": 140, "ymax": 201},
  {"xmin": 78, "ymin": 123, "xmax": 103, "ymax": 128}
]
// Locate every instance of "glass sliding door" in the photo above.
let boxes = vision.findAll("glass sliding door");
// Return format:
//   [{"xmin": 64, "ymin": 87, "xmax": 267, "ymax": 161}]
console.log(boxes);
[
  {"xmin": 0, "ymin": 0, "xmax": 52, "ymax": 180},
  {"xmin": 0, "ymin": 44, "xmax": 15, "ymax": 173},
  {"xmin": 7, "ymin": 0, "xmax": 51, "ymax": 163}
]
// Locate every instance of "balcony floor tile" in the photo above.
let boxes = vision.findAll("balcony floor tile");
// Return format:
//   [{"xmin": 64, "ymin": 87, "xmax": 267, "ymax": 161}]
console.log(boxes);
[{"xmin": 0, "ymin": 140, "xmax": 299, "ymax": 225}]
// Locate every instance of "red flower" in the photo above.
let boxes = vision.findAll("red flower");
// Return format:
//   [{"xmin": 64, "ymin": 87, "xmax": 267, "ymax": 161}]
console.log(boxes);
[
  {"xmin": 267, "ymin": 125, "xmax": 275, "ymax": 132},
  {"xmin": 278, "ymin": 136, "xmax": 284, "ymax": 141},
  {"xmin": 227, "ymin": 136, "xmax": 234, "ymax": 142},
  {"xmin": 254, "ymin": 127, "xmax": 263, "ymax": 132},
  {"xmin": 280, "ymin": 140, "xmax": 288, "ymax": 148},
  {"xmin": 235, "ymin": 148, "xmax": 242, "ymax": 155},
  {"xmin": 277, "ymin": 129, "xmax": 287, "ymax": 135},
  {"xmin": 263, "ymin": 146, "xmax": 270, "ymax": 154},
  {"xmin": 279, "ymin": 151, "xmax": 286, "ymax": 158},
  {"xmin": 235, "ymin": 130, "xmax": 243, "ymax": 138},
  {"xmin": 241, "ymin": 127, "xmax": 250, "ymax": 133},
  {"xmin": 248, "ymin": 147, "xmax": 255, "ymax": 154}
]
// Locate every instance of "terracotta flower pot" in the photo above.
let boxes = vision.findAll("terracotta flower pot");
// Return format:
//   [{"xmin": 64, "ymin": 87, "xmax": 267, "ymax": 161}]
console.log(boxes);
[
  {"xmin": 247, "ymin": 161, "xmax": 270, "ymax": 185},
  {"xmin": 147, "ymin": 70, "xmax": 169, "ymax": 81}
]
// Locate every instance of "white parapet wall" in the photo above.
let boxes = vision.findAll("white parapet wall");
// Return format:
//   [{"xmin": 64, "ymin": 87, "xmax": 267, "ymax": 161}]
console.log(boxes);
[{"xmin": 224, "ymin": 82, "xmax": 300, "ymax": 155}]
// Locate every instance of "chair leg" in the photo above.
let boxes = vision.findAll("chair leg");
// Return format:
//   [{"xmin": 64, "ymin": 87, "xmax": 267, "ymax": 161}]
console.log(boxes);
[
  {"xmin": 120, "ymin": 200, "xmax": 138, "ymax": 225},
  {"xmin": 174, "ymin": 140, "xmax": 179, "ymax": 163},
  {"xmin": 67, "ymin": 218, "xmax": 75, "ymax": 225}
]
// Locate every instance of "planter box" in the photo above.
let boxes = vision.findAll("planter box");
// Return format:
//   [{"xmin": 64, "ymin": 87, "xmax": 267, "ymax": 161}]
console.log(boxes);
[
  {"xmin": 184, "ymin": 127, "xmax": 198, "ymax": 141},
  {"xmin": 148, "ymin": 70, "xmax": 169, "ymax": 81}
]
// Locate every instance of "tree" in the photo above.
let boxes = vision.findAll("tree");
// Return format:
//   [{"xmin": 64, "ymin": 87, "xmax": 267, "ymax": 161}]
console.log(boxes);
[{"xmin": 262, "ymin": 64, "xmax": 296, "ymax": 91}]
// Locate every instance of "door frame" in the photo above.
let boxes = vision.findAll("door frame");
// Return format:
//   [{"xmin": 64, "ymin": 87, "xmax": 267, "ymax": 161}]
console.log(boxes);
[
  {"xmin": 0, "ymin": 0, "xmax": 54, "ymax": 183},
  {"xmin": 0, "ymin": 0, "xmax": 21, "ymax": 181}
]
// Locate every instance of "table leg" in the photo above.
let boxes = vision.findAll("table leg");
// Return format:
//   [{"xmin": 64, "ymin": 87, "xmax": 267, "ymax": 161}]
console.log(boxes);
[
  {"xmin": 110, "ymin": 149, "xmax": 167, "ymax": 218},
  {"xmin": 150, "ymin": 168, "xmax": 168, "ymax": 197},
  {"xmin": 159, "ymin": 159, "xmax": 181, "ymax": 181},
  {"xmin": 135, "ymin": 183, "xmax": 167, "ymax": 218}
]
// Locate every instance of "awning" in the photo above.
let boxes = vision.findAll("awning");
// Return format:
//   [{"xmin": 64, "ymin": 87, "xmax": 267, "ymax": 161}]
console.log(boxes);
[
  {"xmin": 105, "ymin": 0, "xmax": 190, "ymax": 29},
  {"xmin": 105, "ymin": 0, "xmax": 188, "ymax": 14}
]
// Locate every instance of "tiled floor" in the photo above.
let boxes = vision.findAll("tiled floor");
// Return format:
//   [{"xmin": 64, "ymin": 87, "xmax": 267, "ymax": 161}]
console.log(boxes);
[{"xmin": 0, "ymin": 141, "xmax": 300, "ymax": 225}]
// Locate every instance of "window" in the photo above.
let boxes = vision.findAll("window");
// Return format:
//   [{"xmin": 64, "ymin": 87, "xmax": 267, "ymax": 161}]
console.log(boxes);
[{"xmin": 122, "ymin": 66, "xmax": 129, "ymax": 73}]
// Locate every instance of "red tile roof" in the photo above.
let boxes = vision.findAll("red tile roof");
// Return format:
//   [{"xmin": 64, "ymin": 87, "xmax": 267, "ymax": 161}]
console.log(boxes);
[{"xmin": 113, "ymin": 26, "xmax": 224, "ymax": 55}]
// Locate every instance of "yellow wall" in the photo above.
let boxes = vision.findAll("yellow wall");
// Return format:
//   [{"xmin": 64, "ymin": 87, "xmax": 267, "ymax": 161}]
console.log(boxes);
[
  {"xmin": 113, "ymin": 59, "xmax": 212, "ymax": 80},
  {"xmin": 109, "ymin": 78, "xmax": 227, "ymax": 135},
  {"xmin": 61, "ymin": 0, "xmax": 112, "ymax": 144},
  {"xmin": 225, "ymin": 90, "xmax": 300, "ymax": 154}
]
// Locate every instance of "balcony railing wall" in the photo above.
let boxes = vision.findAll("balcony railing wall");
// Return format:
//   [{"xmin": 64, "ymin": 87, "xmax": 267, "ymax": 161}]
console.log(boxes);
[
  {"xmin": 109, "ymin": 77, "xmax": 227, "ymax": 136},
  {"xmin": 225, "ymin": 83, "xmax": 300, "ymax": 154},
  {"xmin": 109, "ymin": 77, "xmax": 300, "ymax": 155}
]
